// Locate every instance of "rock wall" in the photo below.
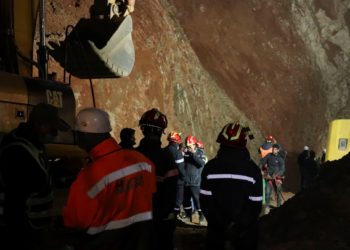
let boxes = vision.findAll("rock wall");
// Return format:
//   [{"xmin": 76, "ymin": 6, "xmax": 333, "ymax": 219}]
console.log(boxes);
[{"xmin": 40, "ymin": 0, "xmax": 350, "ymax": 192}]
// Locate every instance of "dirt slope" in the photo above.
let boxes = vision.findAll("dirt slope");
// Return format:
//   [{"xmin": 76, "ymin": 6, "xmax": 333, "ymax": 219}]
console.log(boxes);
[{"xmin": 39, "ymin": 0, "xmax": 350, "ymax": 191}]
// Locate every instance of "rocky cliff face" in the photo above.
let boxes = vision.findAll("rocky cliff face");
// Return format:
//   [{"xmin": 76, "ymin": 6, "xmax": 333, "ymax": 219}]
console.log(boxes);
[{"xmin": 41, "ymin": 0, "xmax": 350, "ymax": 191}]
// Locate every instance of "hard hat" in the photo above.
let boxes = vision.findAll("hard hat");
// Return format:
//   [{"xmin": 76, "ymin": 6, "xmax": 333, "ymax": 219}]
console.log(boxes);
[
  {"xmin": 185, "ymin": 135, "xmax": 197, "ymax": 146},
  {"xmin": 75, "ymin": 108, "xmax": 112, "ymax": 133},
  {"xmin": 216, "ymin": 122, "xmax": 253, "ymax": 148},
  {"xmin": 304, "ymin": 145, "xmax": 310, "ymax": 151},
  {"xmin": 167, "ymin": 131, "xmax": 182, "ymax": 144},
  {"xmin": 265, "ymin": 135, "xmax": 274, "ymax": 142},
  {"xmin": 139, "ymin": 108, "xmax": 167, "ymax": 130},
  {"xmin": 197, "ymin": 140, "xmax": 204, "ymax": 149}
]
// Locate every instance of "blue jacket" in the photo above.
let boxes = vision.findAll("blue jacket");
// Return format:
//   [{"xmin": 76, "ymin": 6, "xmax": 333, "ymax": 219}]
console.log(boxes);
[
  {"xmin": 184, "ymin": 148, "xmax": 205, "ymax": 186},
  {"xmin": 164, "ymin": 142, "xmax": 185, "ymax": 183},
  {"xmin": 261, "ymin": 152, "xmax": 285, "ymax": 177}
]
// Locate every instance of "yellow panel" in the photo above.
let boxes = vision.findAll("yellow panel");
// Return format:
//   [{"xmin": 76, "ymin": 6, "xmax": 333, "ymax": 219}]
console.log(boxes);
[
  {"xmin": 0, "ymin": 103, "xmax": 28, "ymax": 133},
  {"xmin": 0, "ymin": 71, "xmax": 28, "ymax": 104},
  {"xmin": 13, "ymin": 0, "xmax": 39, "ymax": 77},
  {"xmin": 325, "ymin": 119, "xmax": 350, "ymax": 161}
]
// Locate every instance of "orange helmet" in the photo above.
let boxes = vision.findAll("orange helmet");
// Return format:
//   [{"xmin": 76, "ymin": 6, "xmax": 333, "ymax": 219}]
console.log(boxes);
[
  {"xmin": 167, "ymin": 131, "xmax": 182, "ymax": 144},
  {"xmin": 139, "ymin": 108, "xmax": 168, "ymax": 130},
  {"xmin": 185, "ymin": 135, "xmax": 197, "ymax": 146},
  {"xmin": 216, "ymin": 122, "xmax": 254, "ymax": 148},
  {"xmin": 197, "ymin": 140, "xmax": 204, "ymax": 149}
]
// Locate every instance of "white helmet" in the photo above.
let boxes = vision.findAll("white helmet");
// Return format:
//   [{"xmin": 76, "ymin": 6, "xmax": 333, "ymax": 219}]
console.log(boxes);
[
  {"xmin": 304, "ymin": 145, "xmax": 310, "ymax": 151},
  {"xmin": 75, "ymin": 108, "xmax": 112, "ymax": 133}
]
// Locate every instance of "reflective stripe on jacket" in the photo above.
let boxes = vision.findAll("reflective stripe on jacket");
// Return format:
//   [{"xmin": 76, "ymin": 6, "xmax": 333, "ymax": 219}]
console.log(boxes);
[
  {"xmin": 63, "ymin": 138, "xmax": 156, "ymax": 235},
  {"xmin": 200, "ymin": 146, "xmax": 262, "ymax": 228}
]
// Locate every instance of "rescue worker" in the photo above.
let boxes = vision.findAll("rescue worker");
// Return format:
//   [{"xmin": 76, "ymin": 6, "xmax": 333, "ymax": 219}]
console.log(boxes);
[
  {"xmin": 136, "ymin": 108, "xmax": 178, "ymax": 250},
  {"xmin": 63, "ymin": 108, "xmax": 156, "ymax": 250},
  {"xmin": 261, "ymin": 144, "xmax": 285, "ymax": 214},
  {"xmin": 119, "ymin": 127, "xmax": 136, "ymax": 149},
  {"xmin": 200, "ymin": 122, "xmax": 262, "ymax": 250},
  {"xmin": 164, "ymin": 131, "xmax": 186, "ymax": 217},
  {"xmin": 0, "ymin": 103, "xmax": 70, "ymax": 250},
  {"xmin": 298, "ymin": 145, "xmax": 310, "ymax": 190},
  {"xmin": 258, "ymin": 135, "xmax": 275, "ymax": 159},
  {"xmin": 298, "ymin": 147, "xmax": 319, "ymax": 190},
  {"xmin": 183, "ymin": 135, "xmax": 205, "ymax": 223}
]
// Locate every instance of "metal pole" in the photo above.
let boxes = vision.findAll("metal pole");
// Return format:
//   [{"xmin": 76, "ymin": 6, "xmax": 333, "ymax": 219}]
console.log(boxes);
[{"xmin": 38, "ymin": 0, "xmax": 47, "ymax": 79}]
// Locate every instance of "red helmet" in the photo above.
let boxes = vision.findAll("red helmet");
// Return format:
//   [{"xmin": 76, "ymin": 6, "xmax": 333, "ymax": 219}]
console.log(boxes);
[
  {"xmin": 139, "ymin": 108, "xmax": 168, "ymax": 130},
  {"xmin": 265, "ymin": 135, "xmax": 275, "ymax": 142},
  {"xmin": 216, "ymin": 122, "xmax": 253, "ymax": 148},
  {"xmin": 167, "ymin": 131, "xmax": 182, "ymax": 144},
  {"xmin": 197, "ymin": 140, "xmax": 204, "ymax": 149},
  {"xmin": 185, "ymin": 135, "xmax": 197, "ymax": 146}
]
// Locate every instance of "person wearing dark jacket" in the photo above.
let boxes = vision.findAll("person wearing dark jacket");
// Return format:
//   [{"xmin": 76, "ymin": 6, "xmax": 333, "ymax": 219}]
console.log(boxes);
[
  {"xmin": 298, "ymin": 147, "xmax": 319, "ymax": 190},
  {"xmin": 119, "ymin": 127, "xmax": 136, "ymax": 149},
  {"xmin": 261, "ymin": 144, "xmax": 285, "ymax": 212},
  {"xmin": 136, "ymin": 108, "xmax": 178, "ymax": 250},
  {"xmin": 200, "ymin": 122, "xmax": 262, "ymax": 250},
  {"xmin": 298, "ymin": 145, "xmax": 310, "ymax": 190},
  {"xmin": 183, "ymin": 135, "xmax": 205, "ymax": 222},
  {"xmin": 0, "ymin": 103, "xmax": 70, "ymax": 250},
  {"xmin": 164, "ymin": 131, "xmax": 186, "ymax": 216}
]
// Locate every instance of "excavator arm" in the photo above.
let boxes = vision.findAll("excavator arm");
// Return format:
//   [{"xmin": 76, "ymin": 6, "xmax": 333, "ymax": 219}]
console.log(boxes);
[
  {"xmin": 0, "ymin": 0, "xmax": 39, "ymax": 77},
  {"xmin": 0, "ymin": 0, "xmax": 135, "ymax": 79},
  {"xmin": 49, "ymin": 0, "xmax": 135, "ymax": 79},
  {"xmin": 0, "ymin": 0, "xmax": 135, "ymax": 143}
]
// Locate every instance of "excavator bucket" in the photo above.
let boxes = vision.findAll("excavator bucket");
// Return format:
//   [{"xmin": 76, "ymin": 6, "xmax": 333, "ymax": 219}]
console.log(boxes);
[{"xmin": 49, "ymin": 15, "xmax": 134, "ymax": 79}]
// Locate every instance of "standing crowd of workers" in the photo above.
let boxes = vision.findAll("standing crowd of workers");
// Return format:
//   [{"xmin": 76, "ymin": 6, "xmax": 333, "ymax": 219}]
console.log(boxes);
[{"xmin": 0, "ymin": 103, "xmax": 324, "ymax": 250}]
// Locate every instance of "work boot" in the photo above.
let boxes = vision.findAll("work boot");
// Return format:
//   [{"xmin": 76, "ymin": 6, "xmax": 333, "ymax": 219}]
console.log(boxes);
[
  {"xmin": 191, "ymin": 211, "xmax": 200, "ymax": 224},
  {"xmin": 184, "ymin": 207, "xmax": 192, "ymax": 218},
  {"xmin": 198, "ymin": 210, "xmax": 206, "ymax": 225}
]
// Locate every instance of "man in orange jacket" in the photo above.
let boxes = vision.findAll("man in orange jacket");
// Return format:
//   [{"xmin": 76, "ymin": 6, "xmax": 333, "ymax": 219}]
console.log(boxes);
[{"xmin": 63, "ymin": 108, "xmax": 156, "ymax": 250}]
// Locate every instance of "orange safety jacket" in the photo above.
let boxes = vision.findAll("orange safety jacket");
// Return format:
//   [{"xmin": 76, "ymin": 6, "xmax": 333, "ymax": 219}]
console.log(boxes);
[
  {"xmin": 63, "ymin": 138, "xmax": 156, "ymax": 235},
  {"xmin": 259, "ymin": 142, "xmax": 273, "ymax": 159},
  {"xmin": 259, "ymin": 147, "xmax": 272, "ymax": 158}
]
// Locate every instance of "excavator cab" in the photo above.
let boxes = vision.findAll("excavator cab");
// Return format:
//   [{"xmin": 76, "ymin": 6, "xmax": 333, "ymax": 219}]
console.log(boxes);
[{"xmin": 49, "ymin": 0, "xmax": 135, "ymax": 79}]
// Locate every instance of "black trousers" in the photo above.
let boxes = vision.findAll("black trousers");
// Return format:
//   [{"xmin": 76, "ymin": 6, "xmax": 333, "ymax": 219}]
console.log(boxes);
[
  {"xmin": 175, "ymin": 181, "xmax": 185, "ymax": 212},
  {"xmin": 183, "ymin": 185, "xmax": 201, "ymax": 215},
  {"xmin": 206, "ymin": 221, "xmax": 259, "ymax": 250}
]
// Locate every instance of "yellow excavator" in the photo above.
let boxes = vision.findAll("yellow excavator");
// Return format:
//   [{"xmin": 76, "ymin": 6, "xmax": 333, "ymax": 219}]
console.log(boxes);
[
  {"xmin": 325, "ymin": 119, "xmax": 350, "ymax": 161},
  {"xmin": 0, "ymin": 0, "xmax": 135, "ymax": 145}
]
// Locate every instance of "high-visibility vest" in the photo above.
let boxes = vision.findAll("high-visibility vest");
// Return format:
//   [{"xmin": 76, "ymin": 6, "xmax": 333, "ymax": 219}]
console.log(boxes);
[
  {"xmin": 0, "ymin": 133, "xmax": 53, "ymax": 229},
  {"xmin": 63, "ymin": 138, "xmax": 156, "ymax": 235}
]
